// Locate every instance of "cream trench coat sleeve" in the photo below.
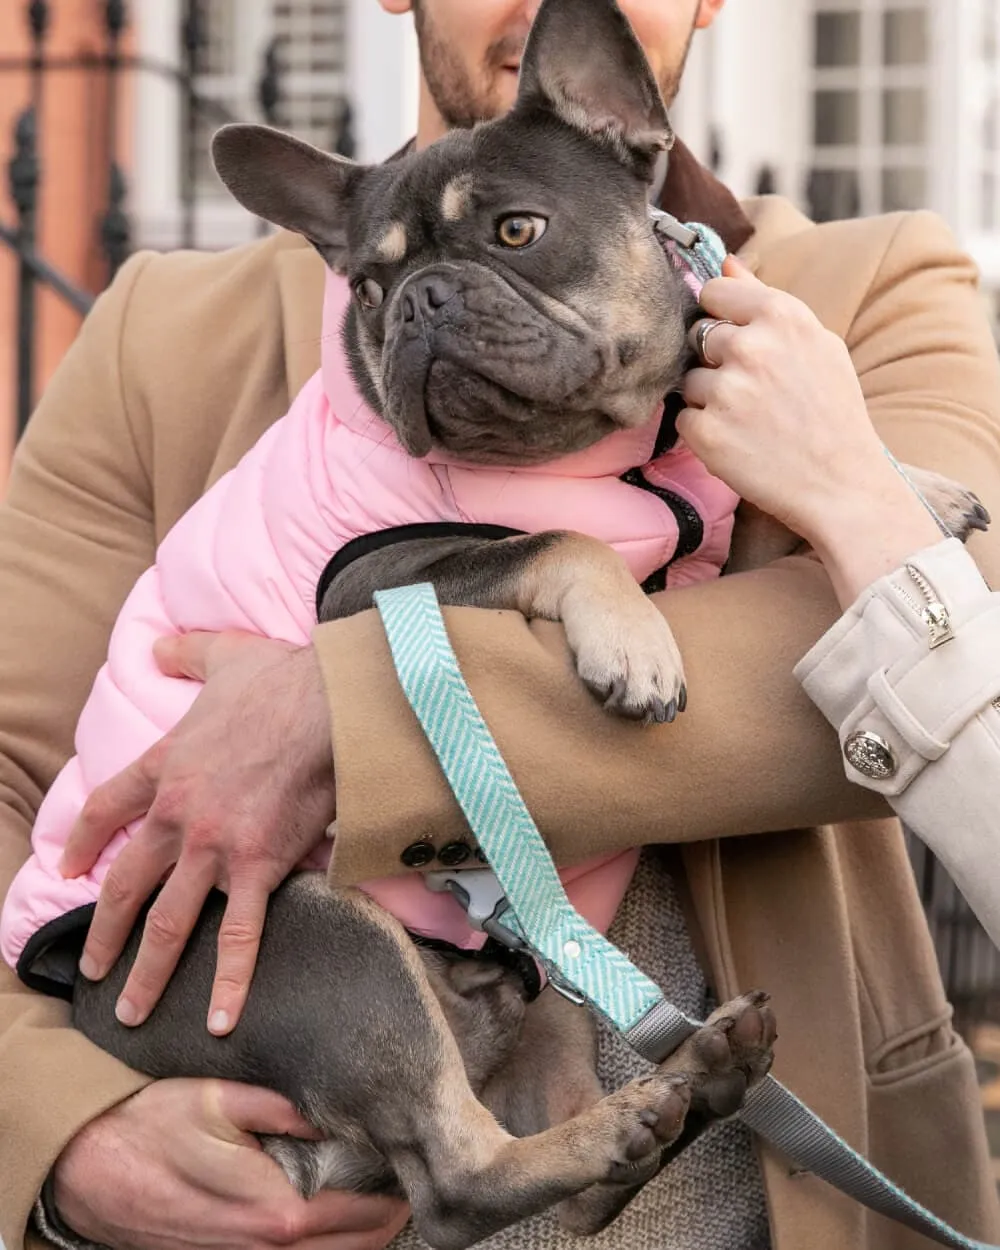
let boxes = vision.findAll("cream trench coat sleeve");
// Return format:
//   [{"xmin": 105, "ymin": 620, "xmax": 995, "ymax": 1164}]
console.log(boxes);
[{"xmin": 797, "ymin": 537, "xmax": 1000, "ymax": 945}]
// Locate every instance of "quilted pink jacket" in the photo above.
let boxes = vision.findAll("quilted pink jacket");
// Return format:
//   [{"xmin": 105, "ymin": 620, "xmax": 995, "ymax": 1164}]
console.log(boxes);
[{"xmin": 1, "ymin": 271, "xmax": 737, "ymax": 982}]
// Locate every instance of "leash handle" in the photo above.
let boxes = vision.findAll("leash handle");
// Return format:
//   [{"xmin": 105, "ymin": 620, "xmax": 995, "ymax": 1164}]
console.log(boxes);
[{"xmin": 373, "ymin": 581, "xmax": 996, "ymax": 1250}]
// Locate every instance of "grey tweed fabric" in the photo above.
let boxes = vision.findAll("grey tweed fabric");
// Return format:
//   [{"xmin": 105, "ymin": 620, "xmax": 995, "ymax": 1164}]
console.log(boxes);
[{"xmin": 391, "ymin": 848, "xmax": 772, "ymax": 1250}]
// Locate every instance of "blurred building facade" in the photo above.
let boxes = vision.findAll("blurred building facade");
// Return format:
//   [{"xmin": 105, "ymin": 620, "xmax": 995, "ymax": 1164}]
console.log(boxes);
[{"xmin": 673, "ymin": 0, "xmax": 1000, "ymax": 323}]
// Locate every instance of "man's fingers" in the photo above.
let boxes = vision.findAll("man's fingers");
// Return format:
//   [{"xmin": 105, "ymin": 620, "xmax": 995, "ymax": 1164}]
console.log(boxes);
[
  {"xmin": 290, "ymin": 1191, "xmax": 411, "ymax": 1239},
  {"xmin": 76, "ymin": 831, "xmax": 177, "ymax": 982},
  {"xmin": 113, "ymin": 854, "xmax": 217, "ymax": 1025},
  {"xmin": 292, "ymin": 1216, "xmax": 412, "ymax": 1250},
  {"xmin": 154, "ymin": 631, "xmax": 296, "ymax": 682},
  {"xmin": 211, "ymin": 1080, "xmax": 325, "ymax": 1139},
  {"xmin": 207, "ymin": 885, "xmax": 271, "ymax": 1035},
  {"xmin": 153, "ymin": 632, "xmax": 219, "ymax": 682},
  {"xmin": 60, "ymin": 752, "xmax": 160, "ymax": 878}
]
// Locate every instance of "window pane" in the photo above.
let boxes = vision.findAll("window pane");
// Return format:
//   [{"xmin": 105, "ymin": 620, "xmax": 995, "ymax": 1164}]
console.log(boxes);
[
  {"xmin": 882, "ymin": 88, "xmax": 926, "ymax": 145},
  {"xmin": 814, "ymin": 90, "xmax": 860, "ymax": 145},
  {"xmin": 983, "ymin": 172, "xmax": 997, "ymax": 232},
  {"xmin": 881, "ymin": 167, "xmax": 927, "ymax": 211},
  {"xmin": 984, "ymin": 6, "xmax": 998, "ymax": 60},
  {"xmin": 807, "ymin": 168, "xmax": 861, "ymax": 221},
  {"xmin": 815, "ymin": 11, "xmax": 861, "ymax": 67},
  {"xmin": 883, "ymin": 9, "xmax": 928, "ymax": 66},
  {"xmin": 984, "ymin": 96, "xmax": 999, "ymax": 152},
  {"xmin": 198, "ymin": 0, "xmax": 238, "ymax": 76}
]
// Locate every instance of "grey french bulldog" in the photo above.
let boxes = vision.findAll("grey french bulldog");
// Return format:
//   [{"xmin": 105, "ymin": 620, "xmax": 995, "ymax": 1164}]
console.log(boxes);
[{"xmin": 71, "ymin": 0, "xmax": 985, "ymax": 1246}]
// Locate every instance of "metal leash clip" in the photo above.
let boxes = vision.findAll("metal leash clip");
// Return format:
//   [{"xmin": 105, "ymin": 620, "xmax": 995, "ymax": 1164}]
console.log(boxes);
[
  {"xmin": 424, "ymin": 867, "xmax": 525, "ymax": 951},
  {"xmin": 648, "ymin": 206, "xmax": 700, "ymax": 249},
  {"xmin": 424, "ymin": 867, "xmax": 587, "ymax": 1005}
]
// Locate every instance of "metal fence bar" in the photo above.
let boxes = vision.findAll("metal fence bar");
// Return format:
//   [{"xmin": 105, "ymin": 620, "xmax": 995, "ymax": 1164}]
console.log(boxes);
[
  {"xmin": 99, "ymin": 0, "xmax": 131, "ymax": 284},
  {"xmin": 0, "ymin": 220, "xmax": 93, "ymax": 316},
  {"xmin": 180, "ymin": 0, "xmax": 202, "ymax": 251},
  {"xmin": 2, "ymin": 0, "xmax": 320, "ymax": 435},
  {"xmin": 7, "ymin": 1, "xmax": 48, "ymax": 438}
]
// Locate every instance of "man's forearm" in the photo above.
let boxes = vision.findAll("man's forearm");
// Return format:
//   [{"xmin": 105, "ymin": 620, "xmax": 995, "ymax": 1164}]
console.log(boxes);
[
  {"xmin": 318, "ymin": 554, "xmax": 887, "ymax": 887},
  {"xmin": 0, "ymin": 809, "xmax": 150, "ymax": 1250}
]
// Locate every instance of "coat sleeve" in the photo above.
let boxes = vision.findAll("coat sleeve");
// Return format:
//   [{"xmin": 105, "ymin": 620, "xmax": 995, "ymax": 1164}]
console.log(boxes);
[
  {"xmin": 0, "ymin": 255, "xmax": 158, "ymax": 1250},
  {"xmin": 316, "ymin": 210, "xmax": 1000, "ymax": 886},
  {"xmin": 796, "ymin": 537, "xmax": 1000, "ymax": 947}
]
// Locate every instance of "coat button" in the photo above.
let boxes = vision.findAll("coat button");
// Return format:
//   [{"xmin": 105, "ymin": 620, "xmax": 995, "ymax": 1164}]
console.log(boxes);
[
  {"xmin": 843, "ymin": 730, "xmax": 897, "ymax": 780},
  {"xmin": 437, "ymin": 840, "xmax": 472, "ymax": 867},
  {"xmin": 400, "ymin": 840, "xmax": 436, "ymax": 868}
]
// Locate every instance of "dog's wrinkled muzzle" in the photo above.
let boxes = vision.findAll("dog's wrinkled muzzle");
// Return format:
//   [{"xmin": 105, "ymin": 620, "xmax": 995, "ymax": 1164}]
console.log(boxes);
[{"xmin": 382, "ymin": 263, "xmax": 605, "ymax": 462}]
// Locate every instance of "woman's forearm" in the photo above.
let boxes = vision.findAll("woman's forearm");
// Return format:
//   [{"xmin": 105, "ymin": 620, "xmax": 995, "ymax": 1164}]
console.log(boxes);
[
  {"xmin": 796, "ymin": 537, "xmax": 1000, "ymax": 945},
  {"xmin": 800, "ymin": 466, "xmax": 949, "ymax": 610}
]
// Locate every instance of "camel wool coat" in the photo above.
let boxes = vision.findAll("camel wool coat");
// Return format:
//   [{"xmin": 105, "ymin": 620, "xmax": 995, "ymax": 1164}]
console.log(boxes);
[{"xmin": 2, "ymin": 148, "xmax": 1000, "ymax": 1250}]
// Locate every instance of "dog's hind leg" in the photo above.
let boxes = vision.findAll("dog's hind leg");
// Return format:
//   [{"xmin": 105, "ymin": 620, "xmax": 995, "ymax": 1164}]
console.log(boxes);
[{"xmin": 554, "ymin": 993, "xmax": 777, "ymax": 1236}]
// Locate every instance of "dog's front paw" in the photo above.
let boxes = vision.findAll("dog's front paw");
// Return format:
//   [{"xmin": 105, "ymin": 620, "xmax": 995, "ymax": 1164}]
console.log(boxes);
[
  {"xmin": 602, "ymin": 1072, "xmax": 692, "ymax": 1182},
  {"xmin": 666, "ymin": 991, "xmax": 776, "ymax": 1120},
  {"xmin": 565, "ymin": 594, "xmax": 686, "ymax": 724},
  {"xmin": 902, "ymin": 466, "xmax": 991, "ymax": 542}
]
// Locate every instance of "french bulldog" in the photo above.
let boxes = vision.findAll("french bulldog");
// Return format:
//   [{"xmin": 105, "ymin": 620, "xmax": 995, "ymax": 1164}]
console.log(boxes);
[{"xmin": 70, "ymin": 0, "xmax": 985, "ymax": 1246}]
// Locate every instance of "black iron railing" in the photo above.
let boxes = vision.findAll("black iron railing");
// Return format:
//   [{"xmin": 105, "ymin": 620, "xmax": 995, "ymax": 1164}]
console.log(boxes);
[{"xmin": 1, "ymin": 0, "xmax": 354, "ymax": 438}]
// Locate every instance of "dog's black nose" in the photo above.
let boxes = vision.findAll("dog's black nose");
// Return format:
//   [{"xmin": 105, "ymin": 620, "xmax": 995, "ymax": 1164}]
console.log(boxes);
[
  {"xmin": 424, "ymin": 275, "xmax": 458, "ymax": 308},
  {"xmin": 401, "ymin": 274, "xmax": 460, "ymax": 323}
]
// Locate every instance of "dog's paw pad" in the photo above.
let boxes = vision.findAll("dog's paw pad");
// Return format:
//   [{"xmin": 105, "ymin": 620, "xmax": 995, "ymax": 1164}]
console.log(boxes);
[
  {"xmin": 574, "ymin": 608, "xmax": 686, "ymax": 725},
  {"xmin": 606, "ymin": 1075, "xmax": 690, "ymax": 1180},
  {"xmin": 903, "ymin": 468, "xmax": 992, "ymax": 543},
  {"xmin": 677, "ymin": 992, "xmax": 777, "ymax": 1119}
]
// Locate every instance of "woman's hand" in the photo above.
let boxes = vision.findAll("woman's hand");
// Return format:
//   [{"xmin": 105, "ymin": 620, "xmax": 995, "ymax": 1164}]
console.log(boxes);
[
  {"xmin": 61, "ymin": 633, "xmax": 337, "ymax": 1036},
  {"xmin": 680, "ymin": 256, "xmax": 944, "ymax": 602}
]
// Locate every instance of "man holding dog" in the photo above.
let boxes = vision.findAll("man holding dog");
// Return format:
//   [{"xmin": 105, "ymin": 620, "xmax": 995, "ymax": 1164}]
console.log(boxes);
[{"xmin": 2, "ymin": 1, "xmax": 1000, "ymax": 1248}]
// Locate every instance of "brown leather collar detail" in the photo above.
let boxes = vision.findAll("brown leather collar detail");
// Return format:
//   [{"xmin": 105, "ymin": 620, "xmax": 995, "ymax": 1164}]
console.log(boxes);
[{"xmin": 658, "ymin": 138, "xmax": 755, "ymax": 255}]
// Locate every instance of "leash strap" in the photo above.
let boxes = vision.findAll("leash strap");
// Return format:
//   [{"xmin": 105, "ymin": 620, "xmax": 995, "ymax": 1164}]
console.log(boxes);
[{"xmin": 374, "ymin": 581, "xmax": 996, "ymax": 1250}]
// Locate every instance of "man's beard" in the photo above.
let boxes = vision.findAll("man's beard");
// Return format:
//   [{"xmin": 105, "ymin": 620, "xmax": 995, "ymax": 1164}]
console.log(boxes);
[{"xmin": 412, "ymin": 2, "xmax": 697, "ymax": 132}]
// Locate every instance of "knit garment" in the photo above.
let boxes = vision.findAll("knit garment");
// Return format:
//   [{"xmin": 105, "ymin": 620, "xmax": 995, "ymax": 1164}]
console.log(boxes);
[{"xmin": 390, "ymin": 849, "xmax": 772, "ymax": 1250}]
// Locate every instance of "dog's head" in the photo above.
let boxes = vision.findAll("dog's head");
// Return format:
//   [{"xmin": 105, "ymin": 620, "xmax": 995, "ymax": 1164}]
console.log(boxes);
[{"xmin": 213, "ymin": 0, "xmax": 697, "ymax": 465}]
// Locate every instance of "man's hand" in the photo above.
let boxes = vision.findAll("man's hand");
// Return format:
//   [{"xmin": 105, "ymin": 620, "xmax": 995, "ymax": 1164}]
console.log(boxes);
[
  {"xmin": 52, "ymin": 1079, "xmax": 410, "ymax": 1250},
  {"xmin": 60, "ymin": 632, "xmax": 337, "ymax": 1035}
]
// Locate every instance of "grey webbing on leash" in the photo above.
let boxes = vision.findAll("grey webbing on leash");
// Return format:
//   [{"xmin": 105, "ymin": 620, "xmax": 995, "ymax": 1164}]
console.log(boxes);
[{"xmin": 375, "ymin": 581, "xmax": 996, "ymax": 1250}]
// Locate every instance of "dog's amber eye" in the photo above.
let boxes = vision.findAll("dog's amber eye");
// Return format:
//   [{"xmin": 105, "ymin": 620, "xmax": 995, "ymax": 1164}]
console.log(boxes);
[
  {"xmin": 495, "ymin": 214, "xmax": 547, "ymax": 249},
  {"xmin": 354, "ymin": 278, "xmax": 385, "ymax": 309}
]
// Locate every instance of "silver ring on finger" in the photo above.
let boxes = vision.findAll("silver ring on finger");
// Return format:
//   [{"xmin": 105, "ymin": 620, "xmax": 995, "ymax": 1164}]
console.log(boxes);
[{"xmin": 694, "ymin": 317, "xmax": 736, "ymax": 369}]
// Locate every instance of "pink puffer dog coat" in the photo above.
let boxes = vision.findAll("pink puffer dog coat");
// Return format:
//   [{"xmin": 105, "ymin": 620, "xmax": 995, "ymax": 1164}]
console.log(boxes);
[{"xmin": 1, "ymin": 269, "xmax": 737, "ymax": 991}]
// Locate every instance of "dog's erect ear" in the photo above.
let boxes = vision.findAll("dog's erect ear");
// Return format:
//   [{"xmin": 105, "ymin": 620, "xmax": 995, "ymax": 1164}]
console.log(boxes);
[
  {"xmin": 516, "ymin": 0, "xmax": 673, "ymax": 167},
  {"xmin": 212, "ymin": 124, "xmax": 358, "ymax": 269}
]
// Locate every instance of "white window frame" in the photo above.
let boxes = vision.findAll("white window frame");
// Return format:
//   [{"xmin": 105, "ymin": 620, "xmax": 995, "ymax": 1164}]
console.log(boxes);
[
  {"xmin": 805, "ymin": 0, "xmax": 934, "ymax": 219},
  {"xmin": 947, "ymin": 0, "xmax": 1000, "ymax": 289},
  {"xmin": 130, "ymin": 0, "xmax": 418, "ymax": 252}
]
